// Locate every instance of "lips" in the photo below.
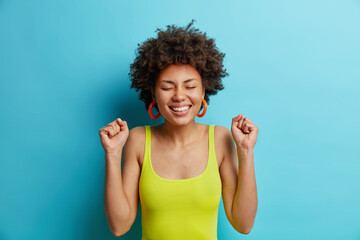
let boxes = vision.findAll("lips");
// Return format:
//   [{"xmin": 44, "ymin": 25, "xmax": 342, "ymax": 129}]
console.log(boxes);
[
  {"xmin": 169, "ymin": 105, "xmax": 192, "ymax": 108},
  {"xmin": 168, "ymin": 105, "xmax": 192, "ymax": 116},
  {"xmin": 169, "ymin": 105, "xmax": 192, "ymax": 111}
]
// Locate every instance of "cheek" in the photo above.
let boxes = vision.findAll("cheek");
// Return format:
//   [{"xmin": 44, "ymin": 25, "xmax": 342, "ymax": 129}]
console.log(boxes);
[
  {"xmin": 156, "ymin": 93, "xmax": 171, "ymax": 108},
  {"xmin": 192, "ymin": 89, "xmax": 203, "ymax": 100},
  {"xmin": 189, "ymin": 94, "xmax": 203, "ymax": 106}
]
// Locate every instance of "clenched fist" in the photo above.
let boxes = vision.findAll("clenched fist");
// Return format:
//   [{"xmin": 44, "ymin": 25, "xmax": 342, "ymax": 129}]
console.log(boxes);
[
  {"xmin": 231, "ymin": 114, "xmax": 259, "ymax": 151},
  {"xmin": 99, "ymin": 118, "xmax": 129, "ymax": 154}
]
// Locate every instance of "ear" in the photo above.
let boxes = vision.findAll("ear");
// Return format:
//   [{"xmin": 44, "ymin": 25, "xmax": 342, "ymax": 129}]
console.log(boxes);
[
  {"xmin": 150, "ymin": 88, "xmax": 156, "ymax": 101},
  {"xmin": 202, "ymin": 87, "xmax": 205, "ymax": 99}
]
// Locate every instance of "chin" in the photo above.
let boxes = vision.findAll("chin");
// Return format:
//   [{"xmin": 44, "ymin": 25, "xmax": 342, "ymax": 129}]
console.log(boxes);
[{"xmin": 166, "ymin": 116, "xmax": 196, "ymax": 126}]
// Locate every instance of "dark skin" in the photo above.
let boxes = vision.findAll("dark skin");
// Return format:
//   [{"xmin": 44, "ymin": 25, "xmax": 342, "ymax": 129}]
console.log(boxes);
[
  {"xmin": 150, "ymin": 63, "xmax": 206, "ymax": 147},
  {"xmin": 99, "ymin": 63, "xmax": 259, "ymax": 234}
]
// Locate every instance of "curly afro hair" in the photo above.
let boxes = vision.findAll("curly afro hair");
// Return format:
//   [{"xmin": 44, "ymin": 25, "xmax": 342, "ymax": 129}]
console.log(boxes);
[{"xmin": 128, "ymin": 19, "xmax": 229, "ymax": 112}]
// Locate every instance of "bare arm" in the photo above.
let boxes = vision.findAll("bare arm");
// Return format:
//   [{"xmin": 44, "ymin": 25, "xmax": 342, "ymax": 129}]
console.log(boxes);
[
  {"xmin": 104, "ymin": 150, "xmax": 131, "ymax": 236},
  {"xmin": 218, "ymin": 126, "xmax": 257, "ymax": 234},
  {"xmin": 100, "ymin": 118, "xmax": 141, "ymax": 237},
  {"xmin": 231, "ymin": 149, "xmax": 257, "ymax": 234},
  {"xmin": 101, "ymin": 122, "xmax": 142, "ymax": 237},
  {"xmin": 231, "ymin": 114, "xmax": 259, "ymax": 233}
]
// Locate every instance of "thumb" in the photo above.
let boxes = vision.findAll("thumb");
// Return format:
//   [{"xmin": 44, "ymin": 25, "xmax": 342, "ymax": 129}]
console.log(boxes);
[
  {"xmin": 232, "ymin": 114, "xmax": 241, "ymax": 129},
  {"xmin": 99, "ymin": 128, "xmax": 111, "ymax": 141},
  {"xmin": 116, "ymin": 118, "xmax": 129, "ymax": 132}
]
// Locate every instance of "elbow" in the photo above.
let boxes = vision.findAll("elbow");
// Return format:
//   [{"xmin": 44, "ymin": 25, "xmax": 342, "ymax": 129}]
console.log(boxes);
[
  {"xmin": 113, "ymin": 230, "xmax": 122, "ymax": 237},
  {"xmin": 235, "ymin": 224, "xmax": 252, "ymax": 235},
  {"xmin": 112, "ymin": 229, "xmax": 123, "ymax": 237},
  {"xmin": 238, "ymin": 227, "xmax": 252, "ymax": 235},
  {"xmin": 113, "ymin": 228, "xmax": 129, "ymax": 237},
  {"xmin": 230, "ymin": 217, "xmax": 254, "ymax": 235},
  {"xmin": 231, "ymin": 211, "xmax": 257, "ymax": 235},
  {"xmin": 106, "ymin": 213, "xmax": 132, "ymax": 237},
  {"xmin": 111, "ymin": 225, "xmax": 131, "ymax": 237}
]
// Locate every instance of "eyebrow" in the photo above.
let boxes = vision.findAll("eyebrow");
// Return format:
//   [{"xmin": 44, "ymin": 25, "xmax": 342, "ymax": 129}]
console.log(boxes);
[{"xmin": 160, "ymin": 78, "xmax": 197, "ymax": 84}]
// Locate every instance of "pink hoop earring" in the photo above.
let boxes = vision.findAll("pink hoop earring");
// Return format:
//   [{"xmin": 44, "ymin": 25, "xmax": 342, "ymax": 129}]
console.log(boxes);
[
  {"xmin": 148, "ymin": 101, "xmax": 161, "ymax": 119},
  {"xmin": 197, "ymin": 98, "xmax": 207, "ymax": 118}
]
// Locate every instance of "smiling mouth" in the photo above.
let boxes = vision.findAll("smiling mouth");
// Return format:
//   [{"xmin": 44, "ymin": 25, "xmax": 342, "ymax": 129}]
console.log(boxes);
[{"xmin": 169, "ymin": 105, "xmax": 192, "ymax": 112}]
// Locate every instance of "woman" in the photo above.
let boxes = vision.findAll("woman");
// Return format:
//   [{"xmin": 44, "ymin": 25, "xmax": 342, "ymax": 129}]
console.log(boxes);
[{"xmin": 99, "ymin": 19, "xmax": 259, "ymax": 239}]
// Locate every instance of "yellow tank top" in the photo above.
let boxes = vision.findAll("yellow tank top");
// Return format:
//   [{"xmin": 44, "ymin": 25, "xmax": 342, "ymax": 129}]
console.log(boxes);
[{"xmin": 139, "ymin": 125, "xmax": 222, "ymax": 240}]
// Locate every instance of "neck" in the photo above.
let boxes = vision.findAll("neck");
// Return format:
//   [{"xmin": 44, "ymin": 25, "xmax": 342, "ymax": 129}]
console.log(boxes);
[{"xmin": 159, "ymin": 120, "xmax": 200, "ymax": 147}]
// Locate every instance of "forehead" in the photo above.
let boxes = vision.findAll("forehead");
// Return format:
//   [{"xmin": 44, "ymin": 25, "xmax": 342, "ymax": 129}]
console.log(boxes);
[{"xmin": 156, "ymin": 64, "xmax": 201, "ymax": 83}]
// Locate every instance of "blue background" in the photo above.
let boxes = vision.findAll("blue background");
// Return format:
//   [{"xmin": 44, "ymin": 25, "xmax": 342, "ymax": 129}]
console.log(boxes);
[{"xmin": 1, "ymin": 0, "xmax": 359, "ymax": 239}]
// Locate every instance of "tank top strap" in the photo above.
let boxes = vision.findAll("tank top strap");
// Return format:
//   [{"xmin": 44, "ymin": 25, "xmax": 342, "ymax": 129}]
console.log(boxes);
[
  {"xmin": 145, "ymin": 125, "xmax": 151, "ymax": 144},
  {"xmin": 144, "ymin": 125, "xmax": 151, "ymax": 163},
  {"xmin": 209, "ymin": 125, "xmax": 216, "ymax": 164}
]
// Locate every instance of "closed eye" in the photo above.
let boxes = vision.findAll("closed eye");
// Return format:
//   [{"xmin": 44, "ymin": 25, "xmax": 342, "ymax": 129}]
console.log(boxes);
[{"xmin": 161, "ymin": 87, "xmax": 195, "ymax": 90}]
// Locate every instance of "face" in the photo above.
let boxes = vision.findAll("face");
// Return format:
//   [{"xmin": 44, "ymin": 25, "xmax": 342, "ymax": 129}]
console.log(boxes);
[{"xmin": 152, "ymin": 64, "xmax": 205, "ymax": 126}]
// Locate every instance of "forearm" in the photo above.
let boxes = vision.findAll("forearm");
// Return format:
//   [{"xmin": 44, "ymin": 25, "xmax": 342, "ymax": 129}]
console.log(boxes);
[
  {"xmin": 231, "ymin": 148, "xmax": 258, "ymax": 233},
  {"xmin": 104, "ymin": 151, "xmax": 131, "ymax": 236}
]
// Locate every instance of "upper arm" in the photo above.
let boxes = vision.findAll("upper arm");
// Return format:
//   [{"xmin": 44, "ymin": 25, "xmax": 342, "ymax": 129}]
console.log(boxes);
[
  {"xmin": 217, "ymin": 125, "xmax": 238, "ymax": 227},
  {"xmin": 121, "ymin": 126, "xmax": 144, "ymax": 230}
]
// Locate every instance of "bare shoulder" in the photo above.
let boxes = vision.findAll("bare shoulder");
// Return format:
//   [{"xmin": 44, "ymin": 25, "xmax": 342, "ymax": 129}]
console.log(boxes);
[
  {"xmin": 127, "ymin": 126, "xmax": 146, "ymax": 144},
  {"xmin": 213, "ymin": 125, "xmax": 235, "ymax": 165},
  {"xmin": 128, "ymin": 126, "xmax": 146, "ymax": 138},
  {"xmin": 125, "ymin": 126, "xmax": 146, "ymax": 160},
  {"xmin": 213, "ymin": 125, "xmax": 232, "ymax": 139}
]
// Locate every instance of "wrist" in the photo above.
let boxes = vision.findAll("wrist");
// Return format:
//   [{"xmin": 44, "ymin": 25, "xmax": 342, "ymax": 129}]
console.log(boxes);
[
  {"xmin": 105, "ymin": 147, "xmax": 122, "ymax": 153},
  {"xmin": 236, "ymin": 147, "xmax": 254, "ymax": 159},
  {"xmin": 105, "ymin": 149, "xmax": 123, "ymax": 157},
  {"xmin": 236, "ymin": 146, "xmax": 254, "ymax": 153}
]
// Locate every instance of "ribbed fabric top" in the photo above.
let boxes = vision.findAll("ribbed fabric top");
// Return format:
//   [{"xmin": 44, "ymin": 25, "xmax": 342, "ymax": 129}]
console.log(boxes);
[{"xmin": 139, "ymin": 125, "xmax": 222, "ymax": 240}]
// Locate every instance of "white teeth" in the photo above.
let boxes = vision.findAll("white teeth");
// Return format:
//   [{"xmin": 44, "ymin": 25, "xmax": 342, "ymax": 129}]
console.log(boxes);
[{"xmin": 172, "ymin": 106, "xmax": 190, "ymax": 112}]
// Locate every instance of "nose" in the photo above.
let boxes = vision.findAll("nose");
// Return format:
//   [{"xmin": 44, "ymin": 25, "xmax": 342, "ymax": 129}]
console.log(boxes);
[{"xmin": 172, "ymin": 87, "xmax": 185, "ymax": 101}]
